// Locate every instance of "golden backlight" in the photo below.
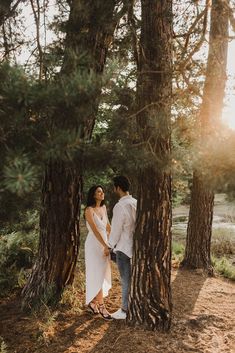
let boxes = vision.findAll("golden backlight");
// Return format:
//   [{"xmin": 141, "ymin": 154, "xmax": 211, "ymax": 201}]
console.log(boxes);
[{"xmin": 222, "ymin": 39, "xmax": 235, "ymax": 130}]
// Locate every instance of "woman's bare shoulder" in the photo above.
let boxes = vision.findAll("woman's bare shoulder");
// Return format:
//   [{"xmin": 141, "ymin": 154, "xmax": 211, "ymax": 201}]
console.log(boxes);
[{"xmin": 85, "ymin": 207, "xmax": 94, "ymax": 215}]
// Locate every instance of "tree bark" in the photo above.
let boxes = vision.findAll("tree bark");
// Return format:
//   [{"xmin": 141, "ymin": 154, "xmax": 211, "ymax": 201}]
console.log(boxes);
[
  {"xmin": 181, "ymin": 0, "xmax": 229, "ymax": 272},
  {"xmin": 0, "ymin": 0, "xmax": 13, "ymax": 26},
  {"xmin": 127, "ymin": 0, "xmax": 173, "ymax": 331},
  {"xmin": 22, "ymin": 0, "xmax": 122, "ymax": 308},
  {"xmin": 0, "ymin": 0, "xmax": 22, "ymax": 27}
]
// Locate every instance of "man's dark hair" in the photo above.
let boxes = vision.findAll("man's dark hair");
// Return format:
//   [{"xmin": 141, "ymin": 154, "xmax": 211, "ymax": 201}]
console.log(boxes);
[{"xmin": 113, "ymin": 175, "xmax": 130, "ymax": 192}]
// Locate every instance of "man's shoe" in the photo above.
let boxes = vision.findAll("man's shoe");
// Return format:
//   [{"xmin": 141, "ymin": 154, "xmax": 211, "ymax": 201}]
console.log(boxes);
[{"xmin": 111, "ymin": 308, "xmax": 127, "ymax": 320}]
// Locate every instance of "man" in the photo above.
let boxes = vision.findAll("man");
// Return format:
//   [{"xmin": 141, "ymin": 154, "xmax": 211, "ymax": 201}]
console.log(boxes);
[{"xmin": 109, "ymin": 175, "xmax": 137, "ymax": 320}]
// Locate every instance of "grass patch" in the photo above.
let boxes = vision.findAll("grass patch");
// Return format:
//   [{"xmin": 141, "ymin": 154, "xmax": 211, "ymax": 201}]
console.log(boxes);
[
  {"xmin": 212, "ymin": 257, "xmax": 235, "ymax": 281},
  {"xmin": 212, "ymin": 228, "xmax": 235, "ymax": 257},
  {"xmin": 172, "ymin": 241, "xmax": 185, "ymax": 265},
  {"xmin": 60, "ymin": 267, "xmax": 85, "ymax": 313}
]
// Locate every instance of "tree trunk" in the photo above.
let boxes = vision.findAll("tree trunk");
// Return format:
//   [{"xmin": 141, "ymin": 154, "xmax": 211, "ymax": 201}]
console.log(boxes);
[
  {"xmin": 22, "ymin": 0, "xmax": 122, "ymax": 308},
  {"xmin": 0, "ymin": 0, "xmax": 13, "ymax": 26},
  {"xmin": 184, "ymin": 171, "xmax": 214, "ymax": 271},
  {"xmin": 181, "ymin": 0, "xmax": 229, "ymax": 272},
  {"xmin": 22, "ymin": 161, "xmax": 82, "ymax": 305},
  {"xmin": 127, "ymin": 0, "xmax": 173, "ymax": 331}
]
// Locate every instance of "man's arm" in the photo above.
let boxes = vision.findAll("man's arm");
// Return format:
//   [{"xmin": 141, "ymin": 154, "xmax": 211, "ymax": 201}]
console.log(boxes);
[{"xmin": 109, "ymin": 204, "xmax": 125, "ymax": 249}]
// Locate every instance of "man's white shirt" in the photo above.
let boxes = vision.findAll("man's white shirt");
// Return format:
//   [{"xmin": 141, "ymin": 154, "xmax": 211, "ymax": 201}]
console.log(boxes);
[{"xmin": 109, "ymin": 195, "xmax": 137, "ymax": 258}]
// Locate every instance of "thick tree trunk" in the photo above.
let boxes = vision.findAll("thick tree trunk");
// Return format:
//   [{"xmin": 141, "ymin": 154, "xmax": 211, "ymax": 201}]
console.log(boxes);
[
  {"xmin": 22, "ymin": 161, "xmax": 82, "ymax": 305},
  {"xmin": 183, "ymin": 171, "xmax": 214, "ymax": 271},
  {"xmin": 22, "ymin": 0, "xmax": 121, "ymax": 308},
  {"xmin": 127, "ymin": 0, "xmax": 172, "ymax": 331},
  {"xmin": 181, "ymin": 0, "xmax": 229, "ymax": 272},
  {"xmin": 0, "ymin": 1, "xmax": 13, "ymax": 26}
]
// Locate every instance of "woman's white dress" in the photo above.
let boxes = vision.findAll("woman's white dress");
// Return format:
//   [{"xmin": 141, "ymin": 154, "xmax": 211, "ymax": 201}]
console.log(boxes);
[{"xmin": 85, "ymin": 211, "xmax": 111, "ymax": 305}]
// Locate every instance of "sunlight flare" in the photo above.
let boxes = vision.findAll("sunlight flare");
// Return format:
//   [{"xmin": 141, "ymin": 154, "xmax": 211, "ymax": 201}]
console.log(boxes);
[{"xmin": 223, "ymin": 100, "xmax": 235, "ymax": 130}]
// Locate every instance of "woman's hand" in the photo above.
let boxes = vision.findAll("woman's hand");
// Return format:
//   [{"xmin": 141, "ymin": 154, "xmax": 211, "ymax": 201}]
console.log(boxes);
[{"xmin": 103, "ymin": 245, "xmax": 110, "ymax": 257}]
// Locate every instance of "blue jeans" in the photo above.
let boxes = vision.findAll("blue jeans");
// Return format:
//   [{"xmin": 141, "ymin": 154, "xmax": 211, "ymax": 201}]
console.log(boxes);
[{"xmin": 116, "ymin": 251, "xmax": 131, "ymax": 311}]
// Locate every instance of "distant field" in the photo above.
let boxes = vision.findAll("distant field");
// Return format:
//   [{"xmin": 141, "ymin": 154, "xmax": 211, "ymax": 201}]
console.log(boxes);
[{"xmin": 172, "ymin": 194, "xmax": 235, "ymax": 269}]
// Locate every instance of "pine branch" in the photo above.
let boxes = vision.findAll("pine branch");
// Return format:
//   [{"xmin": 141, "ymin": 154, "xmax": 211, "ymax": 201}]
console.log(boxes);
[
  {"xmin": 127, "ymin": 0, "xmax": 140, "ymax": 70},
  {"xmin": 178, "ymin": 0, "xmax": 210, "ymax": 71},
  {"xmin": 222, "ymin": 0, "xmax": 235, "ymax": 33},
  {"xmin": 29, "ymin": 0, "xmax": 44, "ymax": 80}
]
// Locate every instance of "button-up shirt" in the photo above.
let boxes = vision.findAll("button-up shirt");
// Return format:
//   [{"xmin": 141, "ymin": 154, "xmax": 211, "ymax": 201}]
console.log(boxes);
[{"xmin": 109, "ymin": 195, "xmax": 137, "ymax": 258}]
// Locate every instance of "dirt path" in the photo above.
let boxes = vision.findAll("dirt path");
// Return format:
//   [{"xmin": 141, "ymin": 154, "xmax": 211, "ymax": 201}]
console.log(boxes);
[{"xmin": 0, "ymin": 266, "xmax": 234, "ymax": 353}]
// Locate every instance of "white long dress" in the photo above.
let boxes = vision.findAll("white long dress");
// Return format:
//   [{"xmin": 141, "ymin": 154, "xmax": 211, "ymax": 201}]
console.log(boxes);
[{"xmin": 85, "ymin": 211, "xmax": 111, "ymax": 305}]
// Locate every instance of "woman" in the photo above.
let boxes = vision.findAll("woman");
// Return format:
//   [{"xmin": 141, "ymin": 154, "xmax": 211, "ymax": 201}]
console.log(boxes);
[{"xmin": 84, "ymin": 185, "xmax": 112, "ymax": 320}]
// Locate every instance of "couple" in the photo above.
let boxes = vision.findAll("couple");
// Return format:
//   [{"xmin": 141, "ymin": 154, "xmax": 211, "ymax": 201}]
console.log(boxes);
[{"xmin": 84, "ymin": 175, "xmax": 137, "ymax": 321}]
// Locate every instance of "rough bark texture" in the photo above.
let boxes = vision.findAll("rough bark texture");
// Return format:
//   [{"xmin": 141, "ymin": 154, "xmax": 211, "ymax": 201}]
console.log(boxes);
[
  {"xmin": 182, "ymin": 0, "xmax": 229, "ymax": 272},
  {"xmin": 22, "ymin": 0, "xmax": 121, "ymax": 308},
  {"xmin": 127, "ymin": 0, "xmax": 172, "ymax": 331},
  {"xmin": 0, "ymin": 1, "xmax": 12, "ymax": 26},
  {"xmin": 22, "ymin": 161, "xmax": 82, "ymax": 306}
]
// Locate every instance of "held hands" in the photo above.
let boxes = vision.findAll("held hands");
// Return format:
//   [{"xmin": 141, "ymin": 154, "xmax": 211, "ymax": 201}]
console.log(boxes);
[{"xmin": 103, "ymin": 245, "xmax": 110, "ymax": 257}]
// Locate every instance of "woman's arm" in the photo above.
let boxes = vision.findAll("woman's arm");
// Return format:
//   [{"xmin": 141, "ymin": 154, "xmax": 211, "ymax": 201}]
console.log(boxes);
[
  {"xmin": 85, "ymin": 207, "xmax": 109, "ymax": 251},
  {"xmin": 106, "ymin": 223, "xmax": 111, "ymax": 236},
  {"xmin": 103, "ymin": 205, "xmax": 111, "ymax": 236}
]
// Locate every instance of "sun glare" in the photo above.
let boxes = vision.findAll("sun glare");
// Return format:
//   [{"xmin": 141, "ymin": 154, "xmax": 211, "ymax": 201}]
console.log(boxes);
[
  {"xmin": 222, "ymin": 38, "xmax": 235, "ymax": 131},
  {"xmin": 222, "ymin": 102, "xmax": 235, "ymax": 130}
]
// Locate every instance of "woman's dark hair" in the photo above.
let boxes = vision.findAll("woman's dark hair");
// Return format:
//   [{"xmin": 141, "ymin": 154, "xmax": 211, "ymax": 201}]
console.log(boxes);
[
  {"xmin": 85, "ymin": 185, "xmax": 105, "ymax": 208},
  {"xmin": 113, "ymin": 175, "xmax": 130, "ymax": 192}
]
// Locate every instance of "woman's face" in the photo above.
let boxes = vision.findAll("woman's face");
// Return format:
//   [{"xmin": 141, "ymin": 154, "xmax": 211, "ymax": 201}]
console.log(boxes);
[{"xmin": 94, "ymin": 187, "xmax": 104, "ymax": 202}]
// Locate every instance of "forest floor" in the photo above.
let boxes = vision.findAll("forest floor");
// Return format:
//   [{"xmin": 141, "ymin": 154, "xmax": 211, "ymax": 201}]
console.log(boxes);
[
  {"xmin": 0, "ymin": 194, "xmax": 235, "ymax": 353},
  {"xmin": 0, "ymin": 265, "xmax": 235, "ymax": 353}
]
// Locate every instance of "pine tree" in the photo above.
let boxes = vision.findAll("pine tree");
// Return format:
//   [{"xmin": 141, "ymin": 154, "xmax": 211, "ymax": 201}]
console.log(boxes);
[
  {"xmin": 22, "ymin": 0, "xmax": 128, "ymax": 308},
  {"xmin": 127, "ymin": 0, "xmax": 173, "ymax": 331},
  {"xmin": 181, "ymin": 0, "xmax": 229, "ymax": 272}
]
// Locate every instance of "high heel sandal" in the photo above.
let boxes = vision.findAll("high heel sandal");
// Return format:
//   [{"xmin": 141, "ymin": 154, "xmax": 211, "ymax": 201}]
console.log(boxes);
[
  {"xmin": 87, "ymin": 302, "xmax": 99, "ymax": 315},
  {"xmin": 98, "ymin": 304, "xmax": 113, "ymax": 321}
]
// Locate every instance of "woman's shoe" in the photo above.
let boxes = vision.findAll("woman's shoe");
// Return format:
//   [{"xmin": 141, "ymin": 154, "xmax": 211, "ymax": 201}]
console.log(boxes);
[
  {"xmin": 98, "ymin": 304, "xmax": 113, "ymax": 321},
  {"xmin": 87, "ymin": 302, "xmax": 99, "ymax": 315}
]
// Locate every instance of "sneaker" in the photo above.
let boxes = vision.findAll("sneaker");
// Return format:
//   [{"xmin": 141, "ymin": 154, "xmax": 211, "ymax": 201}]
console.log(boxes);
[{"xmin": 111, "ymin": 308, "xmax": 127, "ymax": 320}]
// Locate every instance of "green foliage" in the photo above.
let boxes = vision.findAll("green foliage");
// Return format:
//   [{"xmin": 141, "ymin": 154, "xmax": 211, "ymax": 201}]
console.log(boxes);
[
  {"xmin": 172, "ymin": 179, "xmax": 191, "ymax": 206},
  {"xmin": 172, "ymin": 241, "xmax": 185, "ymax": 263},
  {"xmin": 197, "ymin": 130, "xmax": 235, "ymax": 199},
  {"xmin": 212, "ymin": 257, "xmax": 235, "ymax": 281},
  {"xmin": 82, "ymin": 58, "xmax": 143, "ymax": 178},
  {"xmin": 0, "ymin": 64, "xmax": 42, "ymax": 225},
  {"xmin": 0, "ymin": 211, "xmax": 39, "ymax": 295},
  {"xmin": 0, "ymin": 188, "xmax": 38, "ymax": 228},
  {"xmin": 0, "ymin": 58, "xmax": 116, "ymax": 222},
  {"xmin": 39, "ymin": 283, "xmax": 59, "ymax": 307},
  {"xmin": 2, "ymin": 153, "xmax": 39, "ymax": 196},
  {"xmin": 211, "ymin": 230, "xmax": 235, "ymax": 257},
  {"xmin": 0, "ymin": 337, "xmax": 8, "ymax": 353},
  {"xmin": 172, "ymin": 241, "xmax": 185, "ymax": 255},
  {"xmin": 60, "ymin": 282, "xmax": 84, "ymax": 313},
  {"xmin": 37, "ymin": 307, "xmax": 59, "ymax": 345}
]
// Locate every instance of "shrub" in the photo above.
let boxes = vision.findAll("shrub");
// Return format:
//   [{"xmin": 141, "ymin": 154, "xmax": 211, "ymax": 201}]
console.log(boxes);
[
  {"xmin": 0, "ymin": 211, "xmax": 39, "ymax": 295},
  {"xmin": 212, "ymin": 257, "xmax": 235, "ymax": 281},
  {"xmin": 211, "ymin": 229, "xmax": 235, "ymax": 257},
  {"xmin": 172, "ymin": 241, "xmax": 185, "ymax": 264}
]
